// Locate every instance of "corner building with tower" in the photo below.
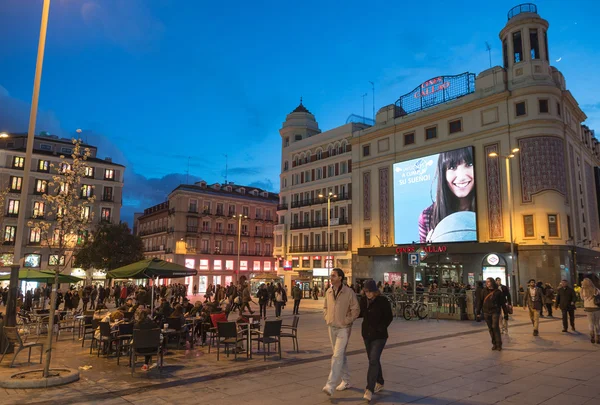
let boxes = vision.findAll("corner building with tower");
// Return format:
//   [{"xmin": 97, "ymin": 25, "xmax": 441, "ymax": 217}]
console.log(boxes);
[{"xmin": 351, "ymin": 4, "xmax": 600, "ymax": 292}]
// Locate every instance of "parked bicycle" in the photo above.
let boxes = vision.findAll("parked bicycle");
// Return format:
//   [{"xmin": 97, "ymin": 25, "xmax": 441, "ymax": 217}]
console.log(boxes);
[{"xmin": 403, "ymin": 301, "xmax": 428, "ymax": 320}]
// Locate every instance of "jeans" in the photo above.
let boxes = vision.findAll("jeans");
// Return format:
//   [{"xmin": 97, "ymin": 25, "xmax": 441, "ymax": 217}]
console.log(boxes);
[
  {"xmin": 484, "ymin": 312, "xmax": 502, "ymax": 347},
  {"xmin": 586, "ymin": 310, "xmax": 600, "ymax": 340},
  {"xmin": 259, "ymin": 302, "xmax": 267, "ymax": 318},
  {"xmin": 275, "ymin": 302, "xmax": 283, "ymax": 317},
  {"xmin": 293, "ymin": 299, "xmax": 300, "ymax": 314},
  {"xmin": 561, "ymin": 308, "xmax": 575, "ymax": 330},
  {"xmin": 325, "ymin": 326, "xmax": 351, "ymax": 389},
  {"xmin": 528, "ymin": 306, "xmax": 540, "ymax": 330},
  {"xmin": 545, "ymin": 303, "xmax": 553, "ymax": 317},
  {"xmin": 364, "ymin": 338, "xmax": 386, "ymax": 392}
]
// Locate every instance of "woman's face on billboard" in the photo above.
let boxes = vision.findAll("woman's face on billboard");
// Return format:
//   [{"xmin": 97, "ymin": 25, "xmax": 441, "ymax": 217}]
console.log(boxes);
[{"xmin": 445, "ymin": 161, "xmax": 474, "ymax": 198}]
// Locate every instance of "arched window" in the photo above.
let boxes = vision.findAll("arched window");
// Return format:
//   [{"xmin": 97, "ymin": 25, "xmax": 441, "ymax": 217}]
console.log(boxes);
[
  {"xmin": 283, "ymin": 161, "xmax": 288, "ymax": 171},
  {"xmin": 316, "ymin": 149, "xmax": 322, "ymax": 160},
  {"xmin": 328, "ymin": 146, "xmax": 334, "ymax": 156},
  {"xmin": 305, "ymin": 152, "xmax": 311, "ymax": 163}
]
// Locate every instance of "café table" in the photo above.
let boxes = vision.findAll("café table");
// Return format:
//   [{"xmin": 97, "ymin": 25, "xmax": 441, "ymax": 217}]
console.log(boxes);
[
  {"xmin": 237, "ymin": 320, "xmax": 260, "ymax": 359},
  {"xmin": 184, "ymin": 317, "xmax": 202, "ymax": 348}
]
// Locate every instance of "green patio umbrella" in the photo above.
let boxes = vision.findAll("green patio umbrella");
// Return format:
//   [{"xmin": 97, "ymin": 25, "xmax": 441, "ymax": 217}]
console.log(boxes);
[
  {"xmin": 0, "ymin": 269, "xmax": 84, "ymax": 284},
  {"xmin": 107, "ymin": 258, "xmax": 197, "ymax": 313}
]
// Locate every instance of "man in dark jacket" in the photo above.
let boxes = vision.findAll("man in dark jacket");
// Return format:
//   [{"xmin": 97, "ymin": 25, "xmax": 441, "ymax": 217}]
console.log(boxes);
[
  {"xmin": 474, "ymin": 281, "xmax": 484, "ymax": 322},
  {"xmin": 482, "ymin": 278, "xmax": 506, "ymax": 351},
  {"xmin": 292, "ymin": 284, "xmax": 302, "ymax": 315},
  {"xmin": 523, "ymin": 279, "xmax": 544, "ymax": 336},
  {"xmin": 555, "ymin": 280, "xmax": 576, "ymax": 333},
  {"xmin": 358, "ymin": 280, "xmax": 393, "ymax": 402}
]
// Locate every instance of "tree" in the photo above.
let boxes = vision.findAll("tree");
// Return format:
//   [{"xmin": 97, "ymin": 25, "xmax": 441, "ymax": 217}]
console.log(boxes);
[
  {"xmin": 74, "ymin": 222, "xmax": 144, "ymax": 271},
  {"xmin": 28, "ymin": 139, "xmax": 95, "ymax": 378}
]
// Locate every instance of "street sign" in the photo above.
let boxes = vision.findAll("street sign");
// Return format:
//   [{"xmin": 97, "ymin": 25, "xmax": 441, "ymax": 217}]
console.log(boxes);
[{"xmin": 408, "ymin": 253, "xmax": 420, "ymax": 266}]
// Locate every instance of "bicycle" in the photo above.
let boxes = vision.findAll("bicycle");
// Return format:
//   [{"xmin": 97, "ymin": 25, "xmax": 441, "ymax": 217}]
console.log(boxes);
[{"xmin": 403, "ymin": 301, "xmax": 428, "ymax": 320}]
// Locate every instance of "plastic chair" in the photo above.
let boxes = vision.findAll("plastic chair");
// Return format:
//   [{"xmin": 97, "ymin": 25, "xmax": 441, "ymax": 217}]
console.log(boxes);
[
  {"xmin": 0, "ymin": 326, "xmax": 44, "ymax": 367},
  {"xmin": 280, "ymin": 315, "xmax": 300, "ymax": 352},
  {"xmin": 131, "ymin": 329, "xmax": 162, "ymax": 376},
  {"xmin": 252, "ymin": 319, "xmax": 282, "ymax": 361},
  {"xmin": 216, "ymin": 321, "xmax": 245, "ymax": 361},
  {"xmin": 207, "ymin": 312, "xmax": 228, "ymax": 352}
]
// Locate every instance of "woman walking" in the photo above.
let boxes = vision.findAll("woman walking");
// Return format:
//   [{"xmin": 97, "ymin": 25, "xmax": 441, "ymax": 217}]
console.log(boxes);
[
  {"xmin": 580, "ymin": 278, "xmax": 600, "ymax": 344},
  {"xmin": 482, "ymin": 278, "xmax": 505, "ymax": 351},
  {"xmin": 359, "ymin": 280, "xmax": 393, "ymax": 402},
  {"xmin": 274, "ymin": 283, "xmax": 286, "ymax": 318}
]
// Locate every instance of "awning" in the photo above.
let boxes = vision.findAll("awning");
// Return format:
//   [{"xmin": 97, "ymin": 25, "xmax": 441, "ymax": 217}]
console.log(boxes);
[{"xmin": 107, "ymin": 258, "xmax": 197, "ymax": 279}]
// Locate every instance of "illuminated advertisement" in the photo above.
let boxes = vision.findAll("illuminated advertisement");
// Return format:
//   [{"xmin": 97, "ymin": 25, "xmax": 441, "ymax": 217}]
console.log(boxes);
[
  {"xmin": 393, "ymin": 146, "xmax": 477, "ymax": 244},
  {"xmin": 24, "ymin": 254, "xmax": 41, "ymax": 268}
]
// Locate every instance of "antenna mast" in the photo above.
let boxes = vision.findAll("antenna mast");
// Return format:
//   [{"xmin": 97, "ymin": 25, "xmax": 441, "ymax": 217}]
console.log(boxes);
[
  {"xmin": 485, "ymin": 42, "xmax": 492, "ymax": 68},
  {"xmin": 224, "ymin": 154, "xmax": 228, "ymax": 184},
  {"xmin": 369, "ymin": 81, "xmax": 375, "ymax": 122}
]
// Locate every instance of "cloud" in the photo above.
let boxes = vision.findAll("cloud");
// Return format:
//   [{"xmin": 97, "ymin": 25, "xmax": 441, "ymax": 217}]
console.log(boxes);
[
  {"xmin": 0, "ymin": 85, "xmax": 63, "ymax": 135},
  {"xmin": 225, "ymin": 166, "xmax": 263, "ymax": 176},
  {"xmin": 247, "ymin": 179, "xmax": 276, "ymax": 192}
]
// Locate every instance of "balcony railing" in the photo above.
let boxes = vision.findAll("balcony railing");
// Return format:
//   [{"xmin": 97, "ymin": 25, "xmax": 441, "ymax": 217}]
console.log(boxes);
[
  {"xmin": 181, "ymin": 249, "xmax": 273, "ymax": 257},
  {"xmin": 277, "ymin": 203, "xmax": 288, "ymax": 210},
  {"xmin": 144, "ymin": 245, "xmax": 166, "ymax": 252},
  {"xmin": 289, "ymin": 244, "xmax": 349, "ymax": 253},
  {"xmin": 290, "ymin": 192, "xmax": 351, "ymax": 209},
  {"xmin": 188, "ymin": 208, "xmax": 199, "ymax": 214},
  {"xmin": 290, "ymin": 217, "xmax": 351, "ymax": 230},
  {"xmin": 186, "ymin": 226, "xmax": 198, "ymax": 233},
  {"xmin": 102, "ymin": 196, "xmax": 114, "ymax": 202},
  {"xmin": 139, "ymin": 226, "xmax": 167, "ymax": 236},
  {"xmin": 200, "ymin": 228, "xmax": 212, "ymax": 234},
  {"xmin": 507, "ymin": 3, "xmax": 537, "ymax": 20}
]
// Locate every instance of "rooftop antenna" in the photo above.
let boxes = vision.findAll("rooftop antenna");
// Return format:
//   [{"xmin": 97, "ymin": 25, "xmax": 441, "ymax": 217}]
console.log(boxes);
[
  {"xmin": 186, "ymin": 156, "xmax": 190, "ymax": 184},
  {"xmin": 485, "ymin": 42, "xmax": 492, "ymax": 68},
  {"xmin": 361, "ymin": 93, "xmax": 368, "ymax": 123},
  {"xmin": 368, "ymin": 81, "xmax": 375, "ymax": 122},
  {"xmin": 224, "ymin": 154, "xmax": 228, "ymax": 184}
]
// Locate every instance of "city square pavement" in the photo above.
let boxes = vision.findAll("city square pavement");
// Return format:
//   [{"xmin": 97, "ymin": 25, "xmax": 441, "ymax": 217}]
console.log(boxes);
[{"xmin": 1, "ymin": 298, "xmax": 599, "ymax": 405}]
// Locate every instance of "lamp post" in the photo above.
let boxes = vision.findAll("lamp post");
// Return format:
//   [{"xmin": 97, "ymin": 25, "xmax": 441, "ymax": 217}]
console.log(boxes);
[
  {"xmin": 318, "ymin": 191, "xmax": 337, "ymax": 275},
  {"xmin": 6, "ymin": 0, "xmax": 51, "ymax": 328},
  {"xmin": 489, "ymin": 147, "xmax": 519, "ymax": 305},
  {"xmin": 233, "ymin": 214, "xmax": 247, "ymax": 283}
]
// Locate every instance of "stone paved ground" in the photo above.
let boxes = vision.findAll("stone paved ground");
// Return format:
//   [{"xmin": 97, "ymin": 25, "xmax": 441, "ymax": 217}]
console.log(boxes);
[{"xmin": 1, "ymin": 298, "xmax": 599, "ymax": 405}]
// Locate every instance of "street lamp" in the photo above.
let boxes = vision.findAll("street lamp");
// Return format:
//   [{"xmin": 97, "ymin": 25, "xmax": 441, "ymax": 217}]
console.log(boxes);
[
  {"xmin": 232, "ymin": 214, "xmax": 247, "ymax": 283},
  {"xmin": 0, "ymin": 132, "xmax": 9, "ymax": 138},
  {"xmin": 489, "ymin": 147, "xmax": 520, "ymax": 304},
  {"xmin": 318, "ymin": 191, "xmax": 337, "ymax": 275}
]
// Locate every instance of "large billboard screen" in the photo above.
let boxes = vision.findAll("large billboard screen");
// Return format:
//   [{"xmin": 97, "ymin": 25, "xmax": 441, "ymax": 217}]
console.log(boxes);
[{"xmin": 393, "ymin": 146, "xmax": 477, "ymax": 244}]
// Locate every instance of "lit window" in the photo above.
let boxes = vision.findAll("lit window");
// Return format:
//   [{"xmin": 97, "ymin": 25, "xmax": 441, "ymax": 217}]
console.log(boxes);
[
  {"xmin": 13, "ymin": 156, "xmax": 24, "ymax": 169},
  {"xmin": 185, "ymin": 258, "xmax": 195, "ymax": 269},
  {"xmin": 38, "ymin": 160, "xmax": 49, "ymax": 172},
  {"xmin": 104, "ymin": 169, "xmax": 115, "ymax": 180},
  {"xmin": 84, "ymin": 166, "xmax": 94, "ymax": 178},
  {"xmin": 253, "ymin": 261, "xmax": 261, "ymax": 271},
  {"xmin": 24, "ymin": 254, "xmax": 41, "ymax": 268},
  {"xmin": 240, "ymin": 260, "xmax": 248, "ymax": 271},
  {"xmin": 35, "ymin": 179, "xmax": 47, "ymax": 194},
  {"xmin": 33, "ymin": 201, "xmax": 45, "ymax": 218},
  {"xmin": 4, "ymin": 226, "xmax": 16, "ymax": 243},
  {"xmin": 29, "ymin": 227, "xmax": 41, "ymax": 244},
  {"xmin": 49, "ymin": 255, "xmax": 65, "ymax": 266},
  {"xmin": 225, "ymin": 260, "xmax": 234, "ymax": 270},
  {"xmin": 199, "ymin": 259, "xmax": 209, "ymax": 270},
  {"xmin": 263, "ymin": 262, "xmax": 271, "ymax": 271},
  {"xmin": 81, "ymin": 184, "xmax": 93, "ymax": 198},
  {"xmin": 214, "ymin": 260, "xmax": 222, "ymax": 271},
  {"xmin": 523, "ymin": 215, "xmax": 534, "ymax": 237},
  {"xmin": 60, "ymin": 182, "xmax": 69, "ymax": 194},
  {"xmin": 10, "ymin": 176, "xmax": 22, "ymax": 192},
  {"xmin": 60, "ymin": 163, "xmax": 71, "ymax": 173},
  {"xmin": 101, "ymin": 207, "xmax": 111, "ymax": 222},
  {"xmin": 548, "ymin": 214, "xmax": 559, "ymax": 237},
  {"xmin": 7, "ymin": 199, "xmax": 19, "ymax": 216},
  {"xmin": 81, "ymin": 206, "xmax": 90, "ymax": 220}
]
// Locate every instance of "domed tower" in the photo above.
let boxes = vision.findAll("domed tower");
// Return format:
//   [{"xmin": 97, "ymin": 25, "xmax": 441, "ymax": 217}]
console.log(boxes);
[
  {"xmin": 279, "ymin": 98, "xmax": 321, "ymax": 148},
  {"xmin": 500, "ymin": 4, "xmax": 554, "ymax": 90}
]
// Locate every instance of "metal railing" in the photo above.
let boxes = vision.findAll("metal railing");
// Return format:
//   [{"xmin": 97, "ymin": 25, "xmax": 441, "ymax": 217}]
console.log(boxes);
[
  {"xmin": 382, "ymin": 292, "xmax": 468, "ymax": 320},
  {"xmin": 508, "ymin": 3, "xmax": 537, "ymax": 20},
  {"xmin": 289, "ymin": 243, "xmax": 349, "ymax": 253},
  {"xmin": 290, "ymin": 217, "xmax": 351, "ymax": 230}
]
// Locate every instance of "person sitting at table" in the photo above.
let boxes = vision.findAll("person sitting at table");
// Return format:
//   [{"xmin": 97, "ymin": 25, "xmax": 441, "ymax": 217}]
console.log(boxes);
[
  {"xmin": 134, "ymin": 308, "xmax": 159, "ymax": 371},
  {"xmin": 181, "ymin": 298, "xmax": 194, "ymax": 314},
  {"xmin": 186, "ymin": 301, "xmax": 203, "ymax": 317},
  {"xmin": 169, "ymin": 305, "xmax": 186, "ymax": 325},
  {"xmin": 93, "ymin": 303, "xmax": 110, "ymax": 320},
  {"xmin": 119, "ymin": 298, "xmax": 136, "ymax": 313},
  {"xmin": 94, "ymin": 310, "xmax": 124, "ymax": 340},
  {"xmin": 156, "ymin": 298, "xmax": 173, "ymax": 318}
]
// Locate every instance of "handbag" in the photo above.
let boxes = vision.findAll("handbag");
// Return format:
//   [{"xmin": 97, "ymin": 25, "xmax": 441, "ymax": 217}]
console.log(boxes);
[
  {"xmin": 594, "ymin": 289, "xmax": 600, "ymax": 307},
  {"xmin": 506, "ymin": 304, "xmax": 513, "ymax": 315}
]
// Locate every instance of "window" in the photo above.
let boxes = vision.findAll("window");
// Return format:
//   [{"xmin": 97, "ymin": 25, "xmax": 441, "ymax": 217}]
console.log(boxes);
[
  {"xmin": 29, "ymin": 227, "xmax": 41, "ymax": 244},
  {"xmin": 84, "ymin": 166, "xmax": 94, "ymax": 178},
  {"xmin": 81, "ymin": 184, "xmax": 93, "ymax": 198},
  {"xmin": 4, "ymin": 226, "xmax": 16, "ymax": 244},
  {"xmin": 340, "ymin": 162, "xmax": 347, "ymax": 174},
  {"xmin": 512, "ymin": 30, "xmax": 523, "ymax": 63},
  {"xmin": 548, "ymin": 214, "xmax": 559, "ymax": 237},
  {"xmin": 81, "ymin": 205, "xmax": 91, "ymax": 221},
  {"xmin": 523, "ymin": 215, "xmax": 534, "ymax": 237},
  {"xmin": 302, "ymin": 257, "xmax": 310, "ymax": 268},
  {"xmin": 203, "ymin": 202, "xmax": 211, "ymax": 214},
  {"xmin": 189, "ymin": 199, "xmax": 198, "ymax": 212},
  {"xmin": 59, "ymin": 182, "xmax": 69, "ymax": 194},
  {"xmin": 515, "ymin": 101, "xmax": 526, "ymax": 117},
  {"xmin": 216, "ymin": 203, "xmax": 224, "ymax": 215},
  {"xmin": 24, "ymin": 254, "xmax": 41, "ymax": 268},
  {"xmin": 544, "ymin": 32, "xmax": 549, "ymax": 61},
  {"xmin": 328, "ymin": 165, "xmax": 334, "ymax": 177},
  {"xmin": 33, "ymin": 201, "xmax": 45, "ymax": 218},
  {"xmin": 34, "ymin": 179, "xmax": 47, "ymax": 194},
  {"xmin": 362, "ymin": 144, "xmax": 370, "ymax": 157},
  {"xmin": 48, "ymin": 255, "xmax": 65, "ymax": 266},
  {"xmin": 60, "ymin": 163, "xmax": 71, "ymax": 173},
  {"xmin": 103, "ymin": 187, "xmax": 113, "ymax": 202},
  {"xmin": 538, "ymin": 99, "xmax": 549, "ymax": 113},
  {"xmin": 364, "ymin": 228, "xmax": 371, "ymax": 246},
  {"xmin": 101, "ymin": 208, "xmax": 111, "ymax": 222},
  {"xmin": 61, "ymin": 147, "xmax": 72, "ymax": 154},
  {"xmin": 449, "ymin": 119, "xmax": 462, "ymax": 134},
  {"xmin": 425, "ymin": 126, "xmax": 437, "ymax": 140},
  {"xmin": 104, "ymin": 169, "xmax": 115, "ymax": 180},
  {"xmin": 317, "ymin": 150, "xmax": 322, "ymax": 160},
  {"xmin": 10, "ymin": 176, "xmax": 22, "ymax": 192},
  {"xmin": 12, "ymin": 156, "xmax": 24, "ymax": 169},
  {"xmin": 529, "ymin": 29, "xmax": 540, "ymax": 59},
  {"xmin": 294, "ymin": 134, "xmax": 302, "ymax": 141},
  {"xmin": 38, "ymin": 160, "xmax": 49, "ymax": 172},
  {"xmin": 503, "ymin": 38, "xmax": 508, "ymax": 68},
  {"xmin": 40, "ymin": 143, "xmax": 52, "ymax": 151},
  {"xmin": 242, "ymin": 206, "xmax": 249, "ymax": 216},
  {"xmin": 7, "ymin": 199, "xmax": 19, "ymax": 216},
  {"xmin": 283, "ymin": 161, "xmax": 288, "ymax": 171},
  {"xmin": 284, "ymin": 137, "xmax": 289, "ymax": 147},
  {"xmin": 403, "ymin": 132, "xmax": 415, "ymax": 145},
  {"xmin": 556, "ymin": 102, "xmax": 561, "ymax": 116}
]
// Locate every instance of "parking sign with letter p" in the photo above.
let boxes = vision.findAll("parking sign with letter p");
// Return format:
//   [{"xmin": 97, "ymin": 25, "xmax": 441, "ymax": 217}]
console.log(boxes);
[{"xmin": 408, "ymin": 253, "xmax": 420, "ymax": 266}]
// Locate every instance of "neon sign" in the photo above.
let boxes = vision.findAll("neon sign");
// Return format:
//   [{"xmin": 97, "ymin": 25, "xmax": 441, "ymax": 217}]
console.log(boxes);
[
  {"xmin": 414, "ymin": 77, "xmax": 451, "ymax": 98},
  {"xmin": 396, "ymin": 245, "xmax": 447, "ymax": 254}
]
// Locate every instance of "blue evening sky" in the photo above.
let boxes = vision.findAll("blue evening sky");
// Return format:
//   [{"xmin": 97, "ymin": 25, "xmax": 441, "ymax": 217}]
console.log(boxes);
[{"xmin": 0, "ymin": 0, "xmax": 598, "ymax": 225}]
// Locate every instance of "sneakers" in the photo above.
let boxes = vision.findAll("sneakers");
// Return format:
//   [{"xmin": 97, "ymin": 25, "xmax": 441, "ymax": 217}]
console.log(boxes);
[
  {"xmin": 148, "ymin": 363, "xmax": 158, "ymax": 370},
  {"xmin": 141, "ymin": 364, "xmax": 148, "ymax": 372},
  {"xmin": 533, "ymin": 330, "xmax": 539, "ymax": 336},
  {"xmin": 363, "ymin": 389, "xmax": 372, "ymax": 402},
  {"xmin": 336, "ymin": 381, "xmax": 351, "ymax": 391},
  {"xmin": 374, "ymin": 383, "xmax": 384, "ymax": 393},
  {"xmin": 322, "ymin": 385, "xmax": 333, "ymax": 396},
  {"xmin": 562, "ymin": 329, "xmax": 568, "ymax": 333}
]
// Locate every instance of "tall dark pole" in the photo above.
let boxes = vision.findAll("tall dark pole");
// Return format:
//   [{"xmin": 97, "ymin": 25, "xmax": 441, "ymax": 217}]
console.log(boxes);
[{"xmin": 369, "ymin": 81, "xmax": 375, "ymax": 122}]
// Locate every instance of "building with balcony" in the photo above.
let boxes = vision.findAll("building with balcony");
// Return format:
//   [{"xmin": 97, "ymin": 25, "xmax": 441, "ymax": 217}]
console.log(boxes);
[
  {"xmin": 0, "ymin": 132, "xmax": 125, "ymax": 283},
  {"xmin": 274, "ymin": 101, "xmax": 370, "ymax": 288},
  {"xmin": 351, "ymin": 4, "xmax": 600, "ymax": 292},
  {"xmin": 135, "ymin": 181, "xmax": 278, "ymax": 294}
]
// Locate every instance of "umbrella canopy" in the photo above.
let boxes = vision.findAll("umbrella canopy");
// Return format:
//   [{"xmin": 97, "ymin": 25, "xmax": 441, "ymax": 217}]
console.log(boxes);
[
  {"xmin": 107, "ymin": 258, "xmax": 197, "ymax": 280},
  {"xmin": 0, "ymin": 269, "xmax": 84, "ymax": 284},
  {"xmin": 251, "ymin": 273, "xmax": 283, "ymax": 281}
]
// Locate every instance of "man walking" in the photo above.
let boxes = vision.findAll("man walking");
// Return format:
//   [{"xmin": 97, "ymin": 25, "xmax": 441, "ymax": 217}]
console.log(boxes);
[
  {"xmin": 495, "ymin": 277, "xmax": 512, "ymax": 333},
  {"xmin": 322, "ymin": 268, "xmax": 360, "ymax": 397},
  {"xmin": 555, "ymin": 279, "xmax": 576, "ymax": 333},
  {"xmin": 523, "ymin": 279, "xmax": 543, "ymax": 336},
  {"xmin": 292, "ymin": 284, "xmax": 302, "ymax": 315}
]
